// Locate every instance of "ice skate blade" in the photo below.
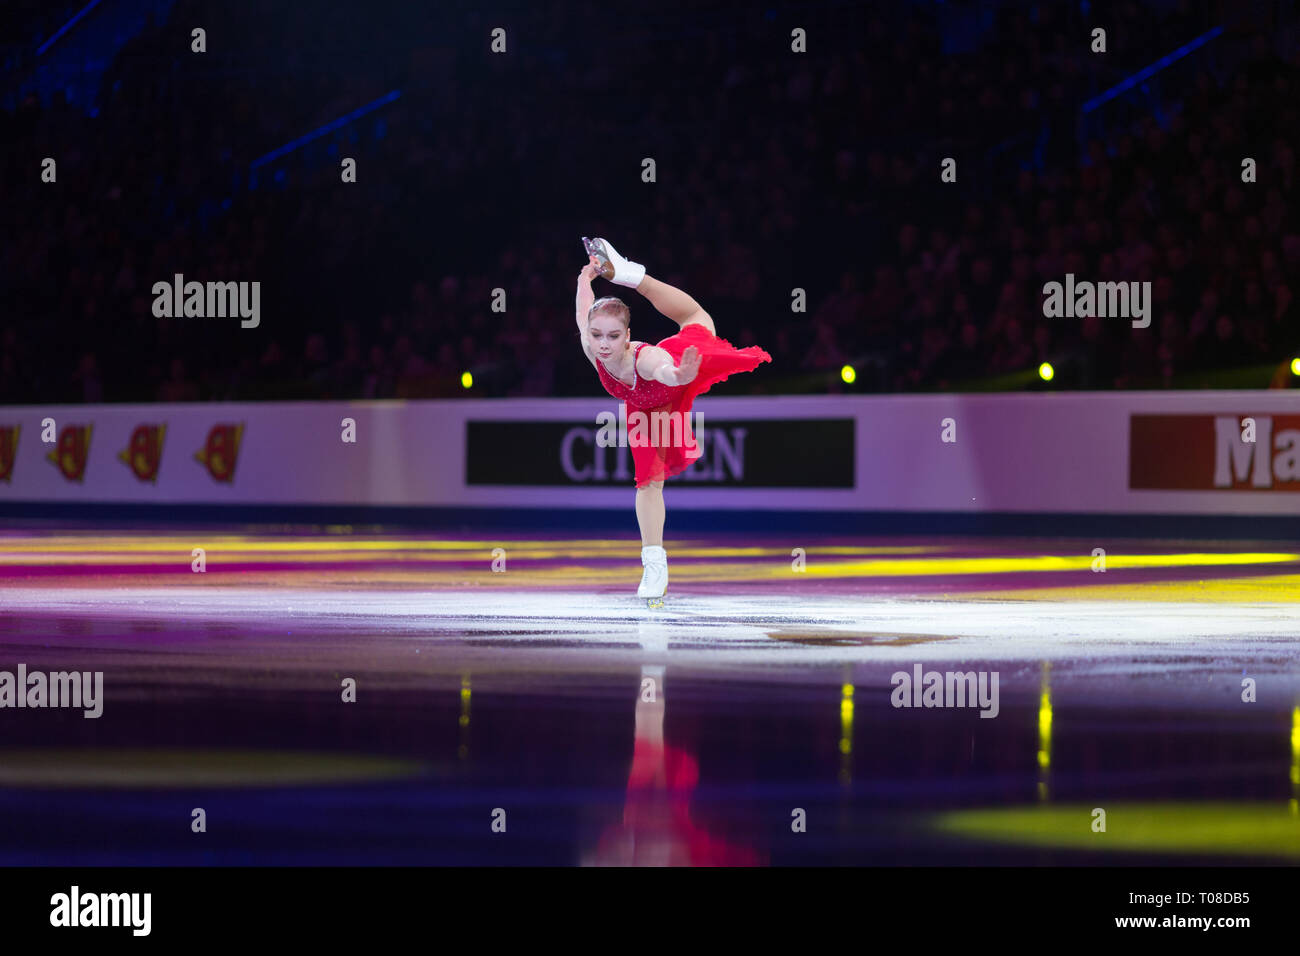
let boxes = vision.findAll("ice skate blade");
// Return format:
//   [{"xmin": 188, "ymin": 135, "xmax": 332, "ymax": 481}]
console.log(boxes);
[
  {"xmin": 582, "ymin": 237, "xmax": 615, "ymax": 281},
  {"xmin": 646, "ymin": 597, "xmax": 665, "ymax": 609}
]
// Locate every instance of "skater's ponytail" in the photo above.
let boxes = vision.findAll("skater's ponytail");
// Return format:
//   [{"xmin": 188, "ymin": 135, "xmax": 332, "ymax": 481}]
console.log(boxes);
[{"xmin": 588, "ymin": 297, "xmax": 630, "ymax": 327}]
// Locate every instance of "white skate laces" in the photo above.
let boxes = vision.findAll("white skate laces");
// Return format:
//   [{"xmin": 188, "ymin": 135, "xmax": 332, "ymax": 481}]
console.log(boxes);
[
  {"xmin": 583, "ymin": 237, "xmax": 646, "ymax": 289},
  {"xmin": 637, "ymin": 545, "xmax": 668, "ymax": 600}
]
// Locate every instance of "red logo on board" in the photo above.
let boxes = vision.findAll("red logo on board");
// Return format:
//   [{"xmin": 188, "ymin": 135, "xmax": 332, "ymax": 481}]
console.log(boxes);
[
  {"xmin": 195, "ymin": 424, "xmax": 244, "ymax": 483},
  {"xmin": 46, "ymin": 425, "xmax": 94, "ymax": 482},
  {"xmin": 0, "ymin": 426, "xmax": 19, "ymax": 482},
  {"xmin": 118, "ymin": 424, "xmax": 167, "ymax": 483}
]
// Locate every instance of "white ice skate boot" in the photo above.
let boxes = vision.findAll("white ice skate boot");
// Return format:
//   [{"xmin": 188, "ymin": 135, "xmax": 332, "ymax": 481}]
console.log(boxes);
[
  {"xmin": 582, "ymin": 237, "xmax": 646, "ymax": 288},
  {"xmin": 637, "ymin": 544, "xmax": 668, "ymax": 607}
]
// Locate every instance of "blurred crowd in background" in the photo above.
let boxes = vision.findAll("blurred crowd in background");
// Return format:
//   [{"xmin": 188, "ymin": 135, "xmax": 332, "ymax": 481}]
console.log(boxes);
[{"xmin": 1, "ymin": 0, "xmax": 1296, "ymax": 404}]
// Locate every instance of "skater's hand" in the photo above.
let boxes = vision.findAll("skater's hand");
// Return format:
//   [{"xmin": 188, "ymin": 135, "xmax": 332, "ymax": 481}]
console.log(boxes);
[
  {"xmin": 579, "ymin": 256, "xmax": 601, "ymax": 283},
  {"xmin": 671, "ymin": 346, "xmax": 701, "ymax": 385}
]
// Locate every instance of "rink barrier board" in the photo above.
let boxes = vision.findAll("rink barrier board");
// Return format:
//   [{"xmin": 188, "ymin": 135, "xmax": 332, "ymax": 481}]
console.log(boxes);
[{"xmin": 0, "ymin": 391, "xmax": 1297, "ymax": 516}]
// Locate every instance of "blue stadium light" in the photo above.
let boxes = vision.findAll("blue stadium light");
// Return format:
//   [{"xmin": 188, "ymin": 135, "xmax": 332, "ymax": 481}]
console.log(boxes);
[
  {"xmin": 1082, "ymin": 26, "xmax": 1223, "ymax": 114},
  {"xmin": 37, "ymin": 0, "xmax": 104, "ymax": 56},
  {"xmin": 250, "ymin": 90, "xmax": 402, "ymax": 170}
]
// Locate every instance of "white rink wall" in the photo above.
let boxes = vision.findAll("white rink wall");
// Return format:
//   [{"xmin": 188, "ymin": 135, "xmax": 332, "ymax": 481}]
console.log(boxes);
[{"xmin": 0, "ymin": 391, "xmax": 1297, "ymax": 515}]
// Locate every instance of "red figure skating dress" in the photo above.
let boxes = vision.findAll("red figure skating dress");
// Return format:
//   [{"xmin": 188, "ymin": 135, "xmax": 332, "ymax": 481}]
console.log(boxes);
[{"xmin": 594, "ymin": 323, "xmax": 772, "ymax": 487}]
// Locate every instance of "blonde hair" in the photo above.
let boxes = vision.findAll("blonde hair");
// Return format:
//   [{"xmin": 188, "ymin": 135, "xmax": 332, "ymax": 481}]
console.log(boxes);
[{"xmin": 587, "ymin": 296, "xmax": 630, "ymax": 327}]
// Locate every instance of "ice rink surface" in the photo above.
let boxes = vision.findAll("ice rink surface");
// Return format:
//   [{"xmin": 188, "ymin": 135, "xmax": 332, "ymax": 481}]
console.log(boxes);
[{"xmin": 2, "ymin": 524, "xmax": 1298, "ymax": 864}]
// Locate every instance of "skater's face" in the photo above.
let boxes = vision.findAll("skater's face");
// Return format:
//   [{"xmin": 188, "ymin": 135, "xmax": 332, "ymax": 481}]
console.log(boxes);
[{"xmin": 588, "ymin": 314, "xmax": 629, "ymax": 360}]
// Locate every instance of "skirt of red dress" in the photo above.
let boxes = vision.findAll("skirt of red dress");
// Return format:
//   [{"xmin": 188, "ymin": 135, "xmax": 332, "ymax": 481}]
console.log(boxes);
[{"xmin": 630, "ymin": 323, "xmax": 772, "ymax": 488}]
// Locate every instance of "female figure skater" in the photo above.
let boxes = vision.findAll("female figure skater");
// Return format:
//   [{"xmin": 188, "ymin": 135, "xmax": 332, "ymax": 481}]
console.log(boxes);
[{"xmin": 575, "ymin": 237, "xmax": 772, "ymax": 606}]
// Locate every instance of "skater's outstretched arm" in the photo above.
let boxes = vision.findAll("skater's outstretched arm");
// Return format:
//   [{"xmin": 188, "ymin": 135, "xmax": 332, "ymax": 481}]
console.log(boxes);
[
  {"xmin": 636, "ymin": 344, "xmax": 701, "ymax": 386},
  {"xmin": 636, "ymin": 275, "xmax": 713, "ymax": 332}
]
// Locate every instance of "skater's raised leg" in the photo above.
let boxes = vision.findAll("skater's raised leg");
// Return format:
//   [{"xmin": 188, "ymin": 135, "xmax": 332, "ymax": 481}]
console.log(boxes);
[
  {"xmin": 636, "ymin": 275, "xmax": 716, "ymax": 336},
  {"xmin": 583, "ymin": 237, "xmax": 716, "ymax": 335}
]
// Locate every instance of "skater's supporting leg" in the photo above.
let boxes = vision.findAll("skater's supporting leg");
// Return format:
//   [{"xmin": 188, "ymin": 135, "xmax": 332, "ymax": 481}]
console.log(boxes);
[
  {"xmin": 635, "ymin": 479, "xmax": 665, "ymax": 547},
  {"xmin": 637, "ymin": 276, "xmax": 716, "ymax": 335}
]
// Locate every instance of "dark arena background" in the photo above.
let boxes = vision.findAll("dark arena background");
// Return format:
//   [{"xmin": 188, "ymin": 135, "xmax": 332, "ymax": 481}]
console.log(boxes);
[{"xmin": 2, "ymin": 0, "xmax": 1299, "ymax": 939}]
